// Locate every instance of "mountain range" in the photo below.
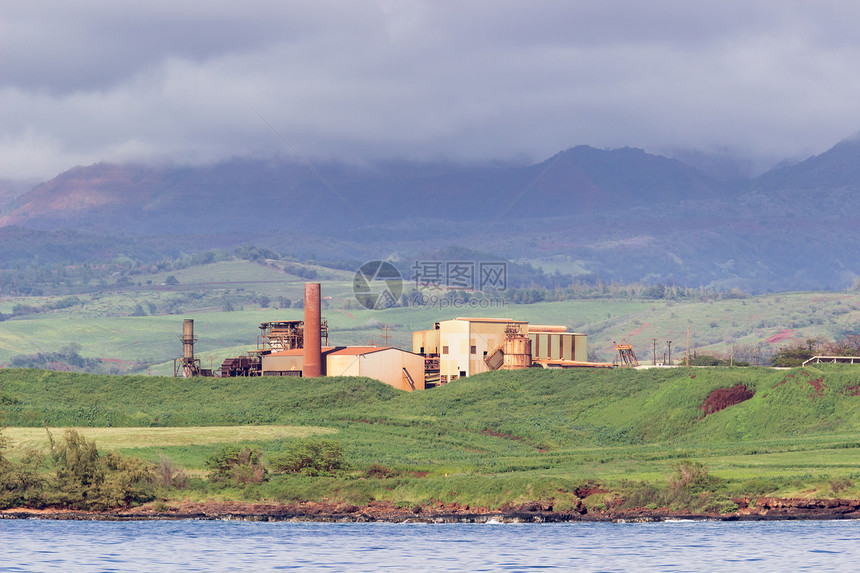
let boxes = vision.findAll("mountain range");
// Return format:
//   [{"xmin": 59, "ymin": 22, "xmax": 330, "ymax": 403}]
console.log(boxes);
[{"xmin": 2, "ymin": 136, "xmax": 860, "ymax": 293}]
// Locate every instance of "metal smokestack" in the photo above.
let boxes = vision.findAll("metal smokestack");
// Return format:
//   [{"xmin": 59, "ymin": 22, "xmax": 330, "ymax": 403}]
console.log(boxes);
[
  {"xmin": 182, "ymin": 319, "xmax": 195, "ymax": 360},
  {"xmin": 180, "ymin": 319, "xmax": 197, "ymax": 378},
  {"xmin": 303, "ymin": 283, "xmax": 322, "ymax": 377}
]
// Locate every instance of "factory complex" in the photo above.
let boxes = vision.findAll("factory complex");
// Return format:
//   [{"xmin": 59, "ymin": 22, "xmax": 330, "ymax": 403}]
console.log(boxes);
[{"xmin": 176, "ymin": 282, "xmax": 608, "ymax": 391}]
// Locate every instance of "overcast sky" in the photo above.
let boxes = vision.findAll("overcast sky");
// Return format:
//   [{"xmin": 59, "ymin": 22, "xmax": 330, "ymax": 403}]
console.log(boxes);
[{"xmin": 3, "ymin": 0, "xmax": 860, "ymax": 180}]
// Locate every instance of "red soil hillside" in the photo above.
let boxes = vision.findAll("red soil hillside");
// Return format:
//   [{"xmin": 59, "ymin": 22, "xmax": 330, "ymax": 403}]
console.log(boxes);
[{"xmin": 0, "ymin": 164, "xmax": 166, "ymax": 229}]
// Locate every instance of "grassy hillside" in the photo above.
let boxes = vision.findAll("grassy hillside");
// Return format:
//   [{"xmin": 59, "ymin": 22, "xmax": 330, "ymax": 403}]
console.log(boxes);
[
  {"xmin": 3, "ymin": 365, "xmax": 859, "ymax": 442},
  {"xmin": 2, "ymin": 365, "xmax": 859, "ymax": 506}
]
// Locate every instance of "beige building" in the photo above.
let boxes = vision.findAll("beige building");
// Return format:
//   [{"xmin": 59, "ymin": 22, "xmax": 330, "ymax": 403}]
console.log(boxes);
[
  {"xmin": 413, "ymin": 317, "xmax": 588, "ymax": 383},
  {"xmin": 261, "ymin": 346, "xmax": 425, "ymax": 391}
]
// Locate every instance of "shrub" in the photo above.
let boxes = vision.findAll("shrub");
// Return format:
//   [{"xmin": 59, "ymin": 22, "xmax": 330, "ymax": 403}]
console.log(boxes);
[
  {"xmin": 269, "ymin": 440, "xmax": 349, "ymax": 477},
  {"xmin": 619, "ymin": 461, "xmax": 730, "ymax": 513},
  {"xmin": 668, "ymin": 460, "xmax": 722, "ymax": 494},
  {"xmin": 45, "ymin": 429, "xmax": 154, "ymax": 510},
  {"xmin": 155, "ymin": 455, "xmax": 188, "ymax": 490},
  {"xmin": 830, "ymin": 476, "xmax": 852, "ymax": 495},
  {"xmin": 618, "ymin": 480, "xmax": 662, "ymax": 509},
  {"xmin": 99, "ymin": 452, "xmax": 155, "ymax": 508},
  {"xmin": 48, "ymin": 429, "xmax": 105, "ymax": 507},
  {"xmin": 1, "ymin": 445, "xmax": 47, "ymax": 509},
  {"xmin": 205, "ymin": 446, "xmax": 267, "ymax": 485}
]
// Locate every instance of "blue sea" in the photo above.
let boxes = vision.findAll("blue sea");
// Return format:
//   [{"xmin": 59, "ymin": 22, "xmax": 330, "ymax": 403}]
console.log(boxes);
[{"xmin": 1, "ymin": 519, "xmax": 858, "ymax": 571}]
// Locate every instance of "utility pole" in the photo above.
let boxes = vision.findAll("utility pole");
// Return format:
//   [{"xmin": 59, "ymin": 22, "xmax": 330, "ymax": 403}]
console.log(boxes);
[
  {"xmin": 652, "ymin": 338, "xmax": 658, "ymax": 366},
  {"xmin": 667, "ymin": 340, "xmax": 673, "ymax": 366},
  {"xmin": 686, "ymin": 325, "xmax": 690, "ymax": 367},
  {"xmin": 730, "ymin": 342, "xmax": 734, "ymax": 367},
  {"xmin": 381, "ymin": 324, "xmax": 392, "ymax": 346}
]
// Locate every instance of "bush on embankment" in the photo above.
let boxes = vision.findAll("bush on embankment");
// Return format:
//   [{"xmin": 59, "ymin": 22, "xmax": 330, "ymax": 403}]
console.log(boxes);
[{"xmin": 0, "ymin": 428, "xmax": 154, "ymax": 510}]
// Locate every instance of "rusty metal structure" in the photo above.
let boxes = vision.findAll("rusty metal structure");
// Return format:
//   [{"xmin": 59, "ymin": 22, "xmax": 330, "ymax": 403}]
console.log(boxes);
[
  {"xmin": 174, "ymin": 283, "xmax": 328, "ymax": 378},
  {"xmin": 169, "ymin": 283, "xmax": 424, "ymax": 389},
  {"xmin": 484, "ymin": 322, "xmax": 533, "ymax": 371},
  {"xmin": 258, "ymin": 320, "xmax": 303, "ymax": 353},
  {"xmin": 219, "ymin": 354, "xmax": 261, "ymax": 377},
  {"xmin": 174, "ymin": 319, "xmax": 209, "ymax": 377},
  {"xmin": 502, "ymin": 323, "xmax": 533, "ymax": 370},
  {"xmin": 614, "ymin": 343, "xmax": 639, "ymax": 368}
]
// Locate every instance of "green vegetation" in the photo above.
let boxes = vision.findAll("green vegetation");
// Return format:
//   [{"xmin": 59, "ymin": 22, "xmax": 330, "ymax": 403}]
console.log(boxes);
[
  {"xmin": 1, "ymin": 428, "xmax": 154, "ymax": 510},
  {"xmin": 2, "ymin": 365, "xmax": 859, "ymax": 512},
  {"xmin": 268, "ymin": 439, "xmax": 349, "ymax": 477},
  {"xmin": 205, "ymin": 445, "xmax": 267, "ymax": 485}
]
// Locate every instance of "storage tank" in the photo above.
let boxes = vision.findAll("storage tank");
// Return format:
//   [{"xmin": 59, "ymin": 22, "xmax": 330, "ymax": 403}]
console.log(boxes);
[{"xmin": 502, "ymin": 335, "xmax": 532, "ymax": 370}]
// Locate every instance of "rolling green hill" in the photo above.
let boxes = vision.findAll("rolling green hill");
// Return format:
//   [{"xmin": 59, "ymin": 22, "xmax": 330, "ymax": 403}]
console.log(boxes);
[
  {"xmin": 2, "ymin": 365, "xmax": 859, "ymax": 510},
  {"xmin": 2, "ymin": 365, "xmax": 859, "ymax": 496},
  {"xmin": 3, "ymin": 365, "xmax": 858, "ymax": 444}
]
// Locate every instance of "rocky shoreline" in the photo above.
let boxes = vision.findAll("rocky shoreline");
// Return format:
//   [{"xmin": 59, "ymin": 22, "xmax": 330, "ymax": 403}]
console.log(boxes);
[{"xmin": 2, "ymin": 497, "xmax": 860, "ymax": 523}]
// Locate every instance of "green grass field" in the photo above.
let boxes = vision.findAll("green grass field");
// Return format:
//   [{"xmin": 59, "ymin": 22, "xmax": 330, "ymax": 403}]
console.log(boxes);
[
  {"xmin": 3, "ymin": 425, "xmax": 336, "ymax": 451},
  {"xmin": 2, "ymin": 365, "xmax": 859, "ymax": 507}
]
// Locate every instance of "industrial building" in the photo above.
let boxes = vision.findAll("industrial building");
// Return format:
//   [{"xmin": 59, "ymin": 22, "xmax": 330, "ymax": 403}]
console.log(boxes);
[
  {"xmin": 176, "ymin": 283, "xmax": 605, "ymax": 392},
  {"xmin": 175, "ymin": 282, "xmax": 425, "ymax": 392},
  {"xmin": 413, "ymin": 317, "xmax": 596, "ymax": 384},
  {"xmin": 261, "ymin": 346, "xmax": 425, "ymax": 391}
]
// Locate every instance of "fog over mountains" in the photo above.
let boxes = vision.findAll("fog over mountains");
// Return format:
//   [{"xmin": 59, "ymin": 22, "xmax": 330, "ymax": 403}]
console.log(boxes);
[{"xmin": 2, "ymin": 135, "xmax": 860, "ymax": 293}]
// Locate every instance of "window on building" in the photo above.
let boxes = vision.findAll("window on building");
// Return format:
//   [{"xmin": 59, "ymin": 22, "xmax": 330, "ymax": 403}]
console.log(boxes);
[
  {"xmin": 442, "ymin": 345, "xmax": 449, "ymax": 354},
  {"xmin": 470, "ymin": 345, "xmax": 476, "ymax": 354}
]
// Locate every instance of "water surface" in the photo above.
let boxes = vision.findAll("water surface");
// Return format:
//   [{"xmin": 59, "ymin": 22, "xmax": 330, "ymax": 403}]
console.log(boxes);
[{"xmin": 2, "ymin": 519, "xmax": 858, "ymax": 571}]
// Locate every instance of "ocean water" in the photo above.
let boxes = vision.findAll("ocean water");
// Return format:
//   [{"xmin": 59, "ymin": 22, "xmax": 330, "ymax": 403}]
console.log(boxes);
[{"xmin": 1, "ymin": 519, "xmax": 858, "ymax": 572}]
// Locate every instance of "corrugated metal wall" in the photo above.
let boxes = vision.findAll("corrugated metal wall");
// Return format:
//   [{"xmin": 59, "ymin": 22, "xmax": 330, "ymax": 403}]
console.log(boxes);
[
  {"xmin": 261, "ymin": 354, "xmax": 305, "ymax": 375},
  {"xmin": 360, "ymin": 349, "xmax": 425, "ymax": 391}
]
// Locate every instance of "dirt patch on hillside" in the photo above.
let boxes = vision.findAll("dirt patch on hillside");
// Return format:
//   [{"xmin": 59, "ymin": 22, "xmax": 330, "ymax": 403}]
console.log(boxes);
[
  {"xmin": 772, "ymin": 371, "xmax": 830, "ymax": 401},
  {"xmin": 481, "ymin": 429, "xmax": 523, "ymax": 441},
  {"xmin": 700, "ymin": 384, "xmax": 755, "ymax": 416},
  {"xmin": 766, "ymin": 329, "xmax": 796, "ymax": 344}
]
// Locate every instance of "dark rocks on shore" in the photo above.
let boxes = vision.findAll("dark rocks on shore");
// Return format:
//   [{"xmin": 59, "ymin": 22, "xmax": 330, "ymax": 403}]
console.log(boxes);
[{"xmin": 2, "ymin": 498, "xmax": 860, "ymax": 523}]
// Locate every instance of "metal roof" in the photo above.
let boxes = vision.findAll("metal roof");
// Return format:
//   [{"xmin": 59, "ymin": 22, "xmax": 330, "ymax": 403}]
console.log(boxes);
[
  {"xmin": 267, "ymin": 346, "xmax": 391, "ymax": 357},
  {"xmin": 452, "ymin": 317, "xmax": 528, "ymax": 323}
]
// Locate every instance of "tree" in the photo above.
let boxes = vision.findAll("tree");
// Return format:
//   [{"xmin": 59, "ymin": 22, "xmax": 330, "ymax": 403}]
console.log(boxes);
[
  {"xmin": 268, "ymin": 440, "xmax": 349, "ymax": 477},
  {"xmin": 46, "ymin": 429, "xmax": 154, "ymax": 510},
  {"xmin": 770, "ymin": 342, "xmax": 815, "ymax": 367},
  {"xmin": 205, "ymin": 446, "xmax": 267, "ymax": 485}
]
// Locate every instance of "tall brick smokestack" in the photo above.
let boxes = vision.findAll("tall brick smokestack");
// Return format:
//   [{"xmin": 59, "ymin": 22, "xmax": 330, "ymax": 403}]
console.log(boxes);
[{"xmin": 303, "ymin": 282, "xmax": 322, "ymax": 377}]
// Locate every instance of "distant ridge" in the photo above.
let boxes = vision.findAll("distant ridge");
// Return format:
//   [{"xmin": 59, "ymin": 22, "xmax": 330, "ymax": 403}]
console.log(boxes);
[
  {"xmin": 2, "ymin": 136, "xmax": 860, "ymax": 292},
  {"xmin": 0, "ymin": 145, "xmax": 729, "ymax": 234}
]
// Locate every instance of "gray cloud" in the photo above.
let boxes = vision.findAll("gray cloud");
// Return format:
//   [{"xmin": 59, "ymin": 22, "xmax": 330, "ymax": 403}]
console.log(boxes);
[{"xmin": 3, "ymin": 0, "xmax": 860, "ymax": 179}]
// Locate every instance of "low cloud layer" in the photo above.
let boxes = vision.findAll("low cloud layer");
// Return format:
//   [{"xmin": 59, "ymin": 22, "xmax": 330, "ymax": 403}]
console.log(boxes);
[{"xmin": 3, "ymin": 1, "xmax": 860, "ymax": 179}]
